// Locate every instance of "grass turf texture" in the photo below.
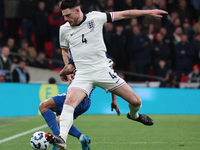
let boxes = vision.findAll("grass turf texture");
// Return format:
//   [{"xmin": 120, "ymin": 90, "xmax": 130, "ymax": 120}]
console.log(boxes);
[{"xmin": 0, "ymin": 115, "xmax": 199, "ymax": 150}]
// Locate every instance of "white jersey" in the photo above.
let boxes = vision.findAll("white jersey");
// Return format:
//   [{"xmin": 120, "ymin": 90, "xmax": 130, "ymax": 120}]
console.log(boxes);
[{"xmin": 59, "ymin": 11, "xmax": 114, "ymax": 72}]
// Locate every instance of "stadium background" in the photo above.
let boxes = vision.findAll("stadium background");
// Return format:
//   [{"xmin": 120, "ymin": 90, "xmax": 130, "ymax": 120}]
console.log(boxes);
[
  {"xmin": 0, "ymin": 83, "xmax": 200, "ymax": 117},
  {"xmin": 0, "ymin": 0, "xmax": 200, "ymax": 117},
  {"xmin": 0, "ymin": 1, "xmax": 200, "ymax": 150}
]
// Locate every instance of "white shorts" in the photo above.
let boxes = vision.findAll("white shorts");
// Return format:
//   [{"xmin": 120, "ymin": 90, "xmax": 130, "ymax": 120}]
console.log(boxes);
[{"xmin": 68, "ymin": 67, "xmax": 125, "ymax": 97}]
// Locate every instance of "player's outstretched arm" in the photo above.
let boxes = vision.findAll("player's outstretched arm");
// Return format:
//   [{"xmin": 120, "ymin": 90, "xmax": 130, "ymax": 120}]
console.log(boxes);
[
  {"xmin": 111, "ymin": 93, "xmax": 121, "ymax": 116},
  {"xmin": 113, "ymin": 9, "xmax": 168, "ymax": 21}
]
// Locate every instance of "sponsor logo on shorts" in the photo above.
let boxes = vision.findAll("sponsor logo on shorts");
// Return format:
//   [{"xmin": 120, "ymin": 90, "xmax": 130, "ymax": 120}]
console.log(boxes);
[{"xmin": 116, "ymin": 79, "xmax": 120, "ymax": 83}]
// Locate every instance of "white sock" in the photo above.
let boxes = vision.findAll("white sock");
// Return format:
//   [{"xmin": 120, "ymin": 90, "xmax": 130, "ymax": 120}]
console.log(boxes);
[
  {"xmin": 79, "ymin": 134, "xmax": 84, "ymax": 141},
  {"xmin": 59, "ymin": 104, "xmax": 74, "ymax": 141},
  {"xmin": 128, "ymin": 103, "xmax": 141, "ymax": 119}
]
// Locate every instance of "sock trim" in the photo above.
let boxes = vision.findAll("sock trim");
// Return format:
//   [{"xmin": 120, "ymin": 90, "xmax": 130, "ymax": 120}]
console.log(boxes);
[{"xmin": 79, "ymin": 134, "xmax": 84, "ymax": 141}]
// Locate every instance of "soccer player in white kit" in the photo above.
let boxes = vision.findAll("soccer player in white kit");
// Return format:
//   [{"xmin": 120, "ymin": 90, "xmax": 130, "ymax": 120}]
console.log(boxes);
[{"xmin": 45, "ymin": 0, "xmax": 168, "ymax": 149}]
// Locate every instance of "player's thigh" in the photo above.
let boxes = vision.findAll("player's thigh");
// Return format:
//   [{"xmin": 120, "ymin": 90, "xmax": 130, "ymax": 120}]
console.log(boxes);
[
  {"xmin": 68, "ymin": 74, "xmax": 93, "ymax": 97},
  {"xmin": 39, "ymin": 97, "xmax": 57, "ymax": 113},
  {"xmin": 67, "ymin": 75, "xmax": 93, "ymax": 108},
  {"xmin": 64, "ymin": 88, "xmax": 88, "ymax": 108},
  {"xmin": 52, "ymin": 93, "xmax": 66, "ymax": 115},
  {"xmin": 111, "ymin": 83, "xmax": 141, "ymax": 106}
]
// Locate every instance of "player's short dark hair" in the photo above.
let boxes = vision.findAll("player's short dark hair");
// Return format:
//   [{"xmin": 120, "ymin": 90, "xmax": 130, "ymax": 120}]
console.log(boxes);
[{"xmin": 60, "ymin": 0, "xmax": 80, "ymax": 10}]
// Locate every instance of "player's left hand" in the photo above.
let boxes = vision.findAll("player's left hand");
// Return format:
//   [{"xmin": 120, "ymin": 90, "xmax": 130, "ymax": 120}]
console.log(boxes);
[
  {"xmin": 111, "ymin": 101, "xmax": 120, "ymax": 116},
  {"xmin": 149, "ymin": 9, "xmax": 168, "ymax": 18},
  {"xmin": 60, "ymin": 74, "xmax": 68, "ymax": 82},
  {"xmin": 67, "ymin": 72, "xmax": 75, "ymax": 84}
]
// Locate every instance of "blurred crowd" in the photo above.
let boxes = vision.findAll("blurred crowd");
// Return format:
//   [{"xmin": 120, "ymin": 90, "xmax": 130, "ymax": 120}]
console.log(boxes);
[{"xmin": 0, "ymin": 0, "xmax": 200, "ymax": 86}]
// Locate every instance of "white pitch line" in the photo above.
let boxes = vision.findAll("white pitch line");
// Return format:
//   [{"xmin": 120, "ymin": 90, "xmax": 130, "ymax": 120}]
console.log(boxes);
[
  {"xmin": 0, "ymin": 124, "xmax": 47, "ymax": 144},
  {"xmin": 93, "ymin": 141, "xmax": 200, "ymax": 144},
  {"xmin": 67, "ymin": 141, "xmax": 200, "ymax": 145}
]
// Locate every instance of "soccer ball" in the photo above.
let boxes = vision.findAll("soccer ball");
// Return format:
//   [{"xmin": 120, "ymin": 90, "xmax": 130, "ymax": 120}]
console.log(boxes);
[{"xmin": 30, "ymin": 131, "xmax": 50, "ymax": 150}]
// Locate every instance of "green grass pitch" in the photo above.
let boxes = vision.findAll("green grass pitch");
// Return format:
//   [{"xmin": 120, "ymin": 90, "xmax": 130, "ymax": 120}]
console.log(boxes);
[{"xmin": 0, "ymin": 115, "xmax": 200, "ymax": 150}]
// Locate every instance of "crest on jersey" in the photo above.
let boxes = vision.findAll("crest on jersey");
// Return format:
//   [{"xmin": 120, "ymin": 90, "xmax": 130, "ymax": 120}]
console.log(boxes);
[{"xmin": 87, "ymin": 20, "xmax": 95, "ymax": 31}]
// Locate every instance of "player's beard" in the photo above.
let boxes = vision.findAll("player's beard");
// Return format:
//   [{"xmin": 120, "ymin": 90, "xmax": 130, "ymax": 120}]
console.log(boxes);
[
  {"xmin": 68, "ymin": 21, "xmax": 74, "ymax": 26},
  {"xmin": 70, "ymin": 14, "xmax": 81, "ymax": 26},
  {"xmin": 69, "ymin": 19, "xmax": 77, "ymax": 26}
]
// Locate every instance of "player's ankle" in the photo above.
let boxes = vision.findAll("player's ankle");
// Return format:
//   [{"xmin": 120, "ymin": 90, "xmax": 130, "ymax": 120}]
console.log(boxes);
[
  {"xmin": 60, "ymin": 134, "xmax": 66, "ymax": 142},
  {"xmin": 129, "ymin": 112, "xmax": 139, "ymax": 119},
  {"xmin": 79, "ymin": 134, "xmax": 84, "ymax": 141}
]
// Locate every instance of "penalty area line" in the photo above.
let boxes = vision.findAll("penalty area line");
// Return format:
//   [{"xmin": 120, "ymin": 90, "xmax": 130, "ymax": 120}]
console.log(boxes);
[{"xmin": 0, "ymin": 124, "xmax": 47, "ymax": 144}]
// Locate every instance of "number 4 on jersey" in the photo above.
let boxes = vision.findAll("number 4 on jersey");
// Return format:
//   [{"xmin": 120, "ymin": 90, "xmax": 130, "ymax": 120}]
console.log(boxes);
[
  {"xmin": 82, "ymin": 34, "xmax": 87, "ymax": 44},
  {"xmin": 109, "ymin": 72, "xmax": 117, "ymax": 79}
]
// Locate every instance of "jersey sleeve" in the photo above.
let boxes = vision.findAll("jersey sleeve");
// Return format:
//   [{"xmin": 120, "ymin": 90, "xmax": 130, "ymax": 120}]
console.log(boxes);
[
  {"xmin": 59, "ymin": 26, "xmax": 69, "ymax": 49},
  {"xmin": 94, "ymin": 11, "xmax": 114, "ymax": 24},
  {"xmin": 107, "ymin": 12, "xmax": 114, "ymax": 23}
]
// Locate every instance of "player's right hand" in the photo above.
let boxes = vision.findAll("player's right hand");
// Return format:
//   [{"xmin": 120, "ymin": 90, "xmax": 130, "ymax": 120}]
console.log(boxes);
[
  {"xmin": 149, "ymin": 9, "xmax": 168, "ymax": 18},
  {"xmin": 111, "ymin": 101, "xmax": 121, "ymax": 116}
]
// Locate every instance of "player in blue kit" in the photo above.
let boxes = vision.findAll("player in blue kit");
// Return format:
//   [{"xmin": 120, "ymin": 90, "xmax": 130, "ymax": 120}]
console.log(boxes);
[
  {"xmin": 40, "ymin": 87, "xmax": 94, "ymax": 150},
  {"xmin": 40, "ymin": 55, "xmax": 120, "ymax": 150}
]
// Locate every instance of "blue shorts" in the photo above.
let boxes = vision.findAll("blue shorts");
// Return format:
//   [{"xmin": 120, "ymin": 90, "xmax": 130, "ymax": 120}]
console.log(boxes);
[{"xmin": 52, "ymin": 87, "xmax": 95, "ymax": 119}]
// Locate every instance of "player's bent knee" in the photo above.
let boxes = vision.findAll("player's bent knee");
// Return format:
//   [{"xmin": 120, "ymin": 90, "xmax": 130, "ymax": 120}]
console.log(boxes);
[
  {"xmin": 39, "ymin": 101, "xmax": 50, "ymax": 114},
  {"xmin": 136, "ymin": 98, "xmax": 142, "ymax": 105},
  {"xmin": 64, "ymin": 98, "xmax": 76, "ymax": 107},
  {"xmin": 64, "ymin": 97, "xmax": 80, "ymax": 108},
  {"xmin": 129, "ymin": 97, "xmax": 142, "ymax": 106},
  {"xmin": 64, "ymin": 89, "xmax": 86, "ymax": 108},
  {"xmin": 39, "ymin": 102, "xmax": 46, "ymax": 113},
  {"xmin": 39, "ymin": 98, "xmax": 57, "ymax": 113}
]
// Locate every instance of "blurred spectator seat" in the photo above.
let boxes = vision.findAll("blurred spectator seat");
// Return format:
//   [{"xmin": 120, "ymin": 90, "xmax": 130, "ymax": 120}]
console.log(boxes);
[
  {"xmin": 18, "ymin": 26, "xmax": 23, "ymax": 39},
  {"xmin": 127, "ymin": 82, "xmax": 147, "ymax": 87},
  {"xmin": 44, "ymin": 41, "xmax": 53, "ymax": 58},
  {"xmin": 192, "ymin": 19, "xmax": 196, "ymax": 26},
  {"xmin": 148, "ymin": 67, "xmax": 154, "ymax": 81},
  {"xmin": 31, "ymin": 34, "xmax": 37, "ymax": 49},
  {"xmin": 48, "ymin": 61, "xmax": 53, "ymax": 70},
  {"xmin": 181, "ymin": 75, "xmax": 189, "ymax": 83},
  {"xmin": 149, "ymin": 81, "xmax": 161, "ymax": 87},
  {"xmin": 179, "ymin": 82, "xmax": 200, "ymax": 88},
  {"xmin": 53, "ymin": 68, "xmax": 62, "ymax": 72}
]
